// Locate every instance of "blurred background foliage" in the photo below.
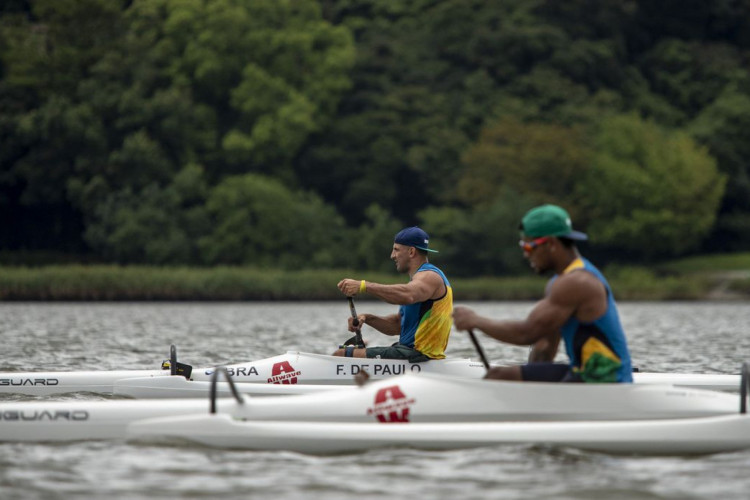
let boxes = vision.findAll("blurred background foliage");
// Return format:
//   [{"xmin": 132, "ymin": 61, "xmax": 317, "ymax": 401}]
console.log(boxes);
[{"xmin": 1, "ymin": 0, "xmax": 748, "ymax": 277}]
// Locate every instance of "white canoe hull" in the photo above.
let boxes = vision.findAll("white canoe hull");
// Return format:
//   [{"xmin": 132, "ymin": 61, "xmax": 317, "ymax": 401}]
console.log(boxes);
[
  {"xmin": 223, "ymin": 372, "xmax": 741, "ymax": 423},
  {"xmin": 128, "ymin": 413, "xmax": 750, "ymax": 456},
  {"xmin": 113, "ymin": 376, "xmax": 357, "ymax": 398},
  {"xmin": 0, "ymin": 351, "xmax": 740, "ymax": 397},
  {"xmin": 632, "ymin": 371, "xmax": 739, "ymax": 392},
  {"xmin": 0, "ymin": 351, "xmax": 486, "ymax": 396},
  {"xmin": 0, "ymin": 369, "xmax": 168, "ymax": 396},
  {"xmin": 0, "ymin": 373, "xmax": 742, "ymax": 442},
  {"xmin": 116, "ymin": 371, "xmax": 740, "ymax": 399},
  {"xmin": 0, "ymin": 398, "xmax": 239, "ymax": 442}
]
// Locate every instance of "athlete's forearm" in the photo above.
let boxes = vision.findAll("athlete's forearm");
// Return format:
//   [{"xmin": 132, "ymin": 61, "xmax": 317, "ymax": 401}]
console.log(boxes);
[
  {"xmin": 362, "ymin": 313, "xmax": 401, "ymax": 336},
  {"xmin": 528, "ymin": 335, "xmax": 560, "ymax": 362},
  {"xmin": 474, "ymin": 317, "xmax": 542, "ymax": 346}
]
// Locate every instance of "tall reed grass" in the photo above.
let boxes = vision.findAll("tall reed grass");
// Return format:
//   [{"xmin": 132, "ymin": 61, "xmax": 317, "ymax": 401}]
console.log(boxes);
[{"xmin": 0, "ymin": 265, "xmax": 739, "ymax": 301}]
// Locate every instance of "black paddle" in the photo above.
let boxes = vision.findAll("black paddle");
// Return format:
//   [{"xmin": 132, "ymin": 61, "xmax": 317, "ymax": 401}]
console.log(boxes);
[
  {"xmin": 467, "ymin": 329, "xmax": 491, "ymax": 372},
  {"xmin": 342, "ymin": 296, "xmax": 366, "ymax": 348}
]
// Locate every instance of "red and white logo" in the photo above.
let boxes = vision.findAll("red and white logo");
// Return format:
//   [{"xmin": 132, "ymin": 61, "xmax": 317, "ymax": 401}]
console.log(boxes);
[
  {"xmin": 366, "ymin": 385, "xmax": 415, "ymax": 423},
  {"xmin": 267, "ymin": 361, "xmax": 301, "ymax": 384}
]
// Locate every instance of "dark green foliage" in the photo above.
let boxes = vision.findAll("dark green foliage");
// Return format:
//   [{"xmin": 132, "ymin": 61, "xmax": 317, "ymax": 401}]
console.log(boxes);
[
  {"xmin": 689, "ymin": 88, "xmax": 750, "ymax": 250},
  {"xmin": 419, "ymin": 188, "xmax": 533, "ymax": 277},
  {"xmin": 578, "ymin": 114, "xmax": 725, "ymax": 259},
  {"xmin": 198, "ymin": 173, "xmax": 349, "ymax": 269},
  {"xmin": 1, "ymin": 0, "xmax": 749, "ymax": 274}
]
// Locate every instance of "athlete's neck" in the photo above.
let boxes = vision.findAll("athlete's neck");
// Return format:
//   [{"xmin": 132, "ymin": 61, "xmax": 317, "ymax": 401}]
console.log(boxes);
[
  {"xmin": 554, "ymin": 248, "xmax": 581, "ymax": 275},
  {"xmin": 408, "ymin": 259, "xmax": 429, "ymax": 278}
]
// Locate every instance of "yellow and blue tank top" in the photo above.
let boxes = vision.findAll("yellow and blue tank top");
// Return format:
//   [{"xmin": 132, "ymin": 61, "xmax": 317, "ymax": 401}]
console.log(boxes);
[
  {"xmin": 554, "ymin": 258, "xmax": 633, "ymax": 383},
  {"xmin": 398, "ymin": 263, "xmax": 453, "ymax": 359}
]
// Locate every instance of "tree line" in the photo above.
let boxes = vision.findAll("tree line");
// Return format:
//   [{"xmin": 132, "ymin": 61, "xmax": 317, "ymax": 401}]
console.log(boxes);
[{"xmin": 1, "ymin": 0, "xmax": 748, "ymax": 276}]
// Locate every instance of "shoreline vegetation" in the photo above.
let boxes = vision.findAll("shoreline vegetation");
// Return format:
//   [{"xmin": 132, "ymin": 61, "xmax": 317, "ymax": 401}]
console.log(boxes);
[{"xmin": 0, "ymin": 254, "xmax": 748, "ymax": 301}]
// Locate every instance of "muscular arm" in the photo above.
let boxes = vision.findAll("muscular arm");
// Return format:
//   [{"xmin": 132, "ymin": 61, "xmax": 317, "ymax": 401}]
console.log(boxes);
[
  {"xmin": 338, "ymin": 271, "xmax": 445, "ymax": 305},
  {"xmin": 528, "ymin": 331, "xmax": 561, "ymax": 362},
  {"xmin": 453, "ymin": 271, "xmax": 605, "ymax": 346},
  {"xmin": 459, "ymin": 298, "xmax": 572, "ymax": 346}
]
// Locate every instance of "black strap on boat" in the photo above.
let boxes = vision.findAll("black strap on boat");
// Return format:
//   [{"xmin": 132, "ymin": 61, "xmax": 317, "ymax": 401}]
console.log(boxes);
[
  {"xmin": 741, "ymin": 361, "xmax": 749, "ymax": 414},
  {"xmin": 170, "ymin": 345, "xmax": 177, "ymax": 375},
  {"xmin": 162, "ymin": 344, "xmax": 193, "ymax": 380},
  {"xmin": 467, "ymin": 329, "xmax": 491, "ymax": 372},
  {"xmin": 210, "ymin": 366, "xmax": 245, "ymax": 414}
]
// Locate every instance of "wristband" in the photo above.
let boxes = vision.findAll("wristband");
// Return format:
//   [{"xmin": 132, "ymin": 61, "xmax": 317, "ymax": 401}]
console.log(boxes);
[{"xmin": 359, "ymin": 280, "xmax": 367, "ymax": 293}]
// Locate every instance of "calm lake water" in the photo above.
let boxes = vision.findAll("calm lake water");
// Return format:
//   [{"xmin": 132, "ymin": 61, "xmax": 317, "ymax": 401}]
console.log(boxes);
[{"xmin": 1, "ymin": 301, "xmax": 749, "ymax": 500}]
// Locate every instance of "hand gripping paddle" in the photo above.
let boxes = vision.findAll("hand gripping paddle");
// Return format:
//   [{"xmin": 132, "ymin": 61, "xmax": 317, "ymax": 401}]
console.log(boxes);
[{"xmin": 342, "ymin": 297, "xmax": 366, "ymax": 348}]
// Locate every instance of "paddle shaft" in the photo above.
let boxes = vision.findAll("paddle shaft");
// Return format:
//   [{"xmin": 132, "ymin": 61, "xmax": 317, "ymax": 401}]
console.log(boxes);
[
  {"xmin": 347, "ymin": 297, "xmax": 365, "ymax": 348},
  {"xmin": 467, "ymin": 329, "xmax": 491, "ymax": 371}
]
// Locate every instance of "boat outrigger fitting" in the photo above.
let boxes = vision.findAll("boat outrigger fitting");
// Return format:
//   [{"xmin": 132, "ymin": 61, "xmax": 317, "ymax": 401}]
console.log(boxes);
[{"xmin": 160, "ymin": 345, "xmax": 193, "ymax": 380}]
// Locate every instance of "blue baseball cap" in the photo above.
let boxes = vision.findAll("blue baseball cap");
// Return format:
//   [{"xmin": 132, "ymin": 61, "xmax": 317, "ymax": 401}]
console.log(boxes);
[{"xmin": 394, "ymin": 227, "xmax": 438, "ymax": 253}]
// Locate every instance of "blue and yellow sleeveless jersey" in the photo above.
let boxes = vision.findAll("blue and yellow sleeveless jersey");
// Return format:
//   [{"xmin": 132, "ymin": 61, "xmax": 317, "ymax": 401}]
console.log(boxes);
[
  {"xmin": 555, "ymin": 258, "xmax": 633, "ymax": 383},
  {"xmin": 398, "ymin": 263, "xmax": 453, "ymax": 359}
]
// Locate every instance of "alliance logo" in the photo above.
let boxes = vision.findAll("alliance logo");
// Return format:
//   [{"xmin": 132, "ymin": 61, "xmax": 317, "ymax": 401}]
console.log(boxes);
[
  {"xmin": 267, "ymin": 361, "xmax": 301, "ymax": 384},
  {"xmin": 366, "ymin": 385, "xmax": 415, "ymax": 423}
]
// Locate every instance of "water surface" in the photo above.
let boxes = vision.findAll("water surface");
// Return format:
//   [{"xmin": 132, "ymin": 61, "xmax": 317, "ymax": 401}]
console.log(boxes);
[{"xmin": 1, "ymin": 301, "xmax": 749, "ymax": 499}]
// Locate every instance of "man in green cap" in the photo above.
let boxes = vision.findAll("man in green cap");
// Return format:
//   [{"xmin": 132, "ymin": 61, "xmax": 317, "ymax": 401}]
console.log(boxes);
[{"xmin": 453, "ymin": 204, "xmax": 633, "ymax": 383}]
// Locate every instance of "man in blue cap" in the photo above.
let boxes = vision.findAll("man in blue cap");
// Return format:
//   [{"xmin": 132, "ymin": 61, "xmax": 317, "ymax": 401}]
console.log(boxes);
[
  {"xmin": 335, "ymin": 227, "xmax": 453, "ymax": 362},
  {"xmin": 453, "ymin": 204, "xmax": 633, "ymax": 383}
]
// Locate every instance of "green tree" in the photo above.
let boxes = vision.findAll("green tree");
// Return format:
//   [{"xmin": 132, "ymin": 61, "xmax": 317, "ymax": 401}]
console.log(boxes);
[
  {"xmin": 0, "ymin": 0, "xmax": 127, "ymax": 255},
  {"xmin": 83, "ymin": 164, "xmax": 209, "ymax": 264},
  {"xmin": 199, "ymin": 174, "xmax": 347, "ymax": 268},
  {"xmin": 302, "ymin": 0, "xmax": 554, "ymax": 224},
  {"xmin": 690, "ymin": 88, "xmax": 750, "ymax": 251},
  {"xmin": 457, "ymin": 118, "xmax": 591, "ymax": 218},
  {"xmin": 351, "ymin": 204, "xmax": 403, "ymax": 273},
  {"xmin": 1, "ymin": 0, "xmax": 355, "ymax": 260},
  {"xmin": 637, "ymin": 39, "xmax": 746, "ymax": 121},
  {"xmin": 578, "ymin": 114, "xmax": 725, "ymax": 259},
  {"xmin": 419, "ymin": 188, "xmax": 533, "ymax": 277}
]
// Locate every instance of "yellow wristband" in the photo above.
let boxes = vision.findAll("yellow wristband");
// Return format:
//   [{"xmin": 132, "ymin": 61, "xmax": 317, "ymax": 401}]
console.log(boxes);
[{"xmin": 359, "ymin": 280, "xmax": 366, "ymax": 293}]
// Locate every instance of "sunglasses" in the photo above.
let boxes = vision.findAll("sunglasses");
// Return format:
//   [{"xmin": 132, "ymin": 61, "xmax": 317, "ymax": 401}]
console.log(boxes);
[{"xmin": 518, "ymin": 237, "xmax": 550, "ymax": 253}]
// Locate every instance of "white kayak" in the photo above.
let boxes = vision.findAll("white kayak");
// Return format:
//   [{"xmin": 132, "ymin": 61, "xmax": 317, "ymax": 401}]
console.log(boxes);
[
  {"xmin": 118, "ymin": 371, "xmax": 740, "ymax": 399},
  {"xmin": 126, "ymin": 363, "xmax": 750, "ymax": 456},
  {"xmin": 0, "ymin": 398, "xmax": 240, "ymax": 442},
  {"xmin": 211, "ymin": 372, "xmax": 743, "ymax": 423},
  {"xmin": 0, "ymin": 348, "xmax": 486, "ymax": 396},
  {"xmin": 128, "ymin": 413, "xmax": 750, "ymax": 456},
  {"xmin": 0, "ymin": 371, "xmax": 743, "ymax": 442},
  {"xmin": 113, "ymin": 376, "xmax": 357, "ymax": 398},
  {"xmin": 0, "ymin": 347, "xmax": 740, "ymax": 397},
  {"xmin": 632, "ymin": 371, "xmax": 739, "ymax": 392}
]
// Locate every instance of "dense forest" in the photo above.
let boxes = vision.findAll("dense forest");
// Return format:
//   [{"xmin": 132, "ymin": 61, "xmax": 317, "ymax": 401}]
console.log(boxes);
[{"xmin": 1, "ymin": 0, "xmax": 749, "ymax": 277}]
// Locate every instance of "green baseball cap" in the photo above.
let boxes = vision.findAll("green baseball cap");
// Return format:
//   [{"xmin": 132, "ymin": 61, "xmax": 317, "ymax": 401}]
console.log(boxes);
[{"xmin": 520, "ymin": 204, "xmax": 588, "ymax": 240}]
